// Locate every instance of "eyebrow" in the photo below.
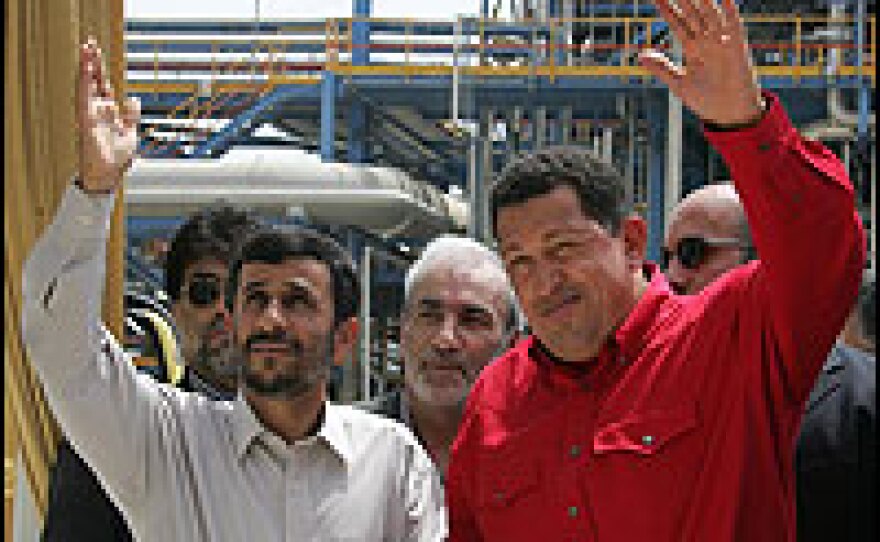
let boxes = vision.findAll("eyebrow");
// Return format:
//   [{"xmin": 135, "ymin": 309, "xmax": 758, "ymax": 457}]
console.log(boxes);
[
  {"xmin": 243, "ymin": 281, "xmax": 267, "ymax": 294},
  {"xmin": 243, "ymin": 280, "xmax": 316, "ymax": 295},
  {"xmin": 500, "ymin": 226, "xmax": 595, "ymax": 254},
  {"xmin": 543, "ymin": 227, "xmax": 593, "ymax": 241},
  {"xmin": 418, "ymin": 298, "xmax": 492, "ymax": 316},
  {"xmin": 190, "ymin": 272, "xmax": 223, "ymax": 281}
]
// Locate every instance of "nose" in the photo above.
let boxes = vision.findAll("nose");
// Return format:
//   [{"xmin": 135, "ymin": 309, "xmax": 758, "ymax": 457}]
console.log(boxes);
[
  {"xmin": 664, "ymin": 257, "xmax": 690, "ymax": 294},
  {"xmin": 256, "ymin": 298, "xmax": 285, "ymax": 330},
  {"xmin": 433, "ymin": 314, "xmax": 462, "ymax": 351},
  {"xmin": 536, "ymin": 263, "xmax": 565, "ymax": 301},
  {"xmin": 214, "ymin": 294, "xmax": 230, "ymax": 321}
]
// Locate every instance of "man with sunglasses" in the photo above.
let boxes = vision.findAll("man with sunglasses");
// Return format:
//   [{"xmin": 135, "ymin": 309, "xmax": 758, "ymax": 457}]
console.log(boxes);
[
  {"xmin": 663, "ymin": 182, "xmax": 753, "ymax": 295},
  {"xmin": 165, "ymin": 205, "xmax": 264, "ymax": 399},
  {"xmin": 42, "ymin": 204, "xmax": 263, "ymax": 542},
  {"xmin": 445, "ymin": 1, "xmax": 866, "ymax": 541},
  {"xmin": 666, "ymin": 184, "xmax": 875, "ymax": 541},
  {"xmin": 367, "ymin": 236, "xmax": 518, "ymax": 477}
]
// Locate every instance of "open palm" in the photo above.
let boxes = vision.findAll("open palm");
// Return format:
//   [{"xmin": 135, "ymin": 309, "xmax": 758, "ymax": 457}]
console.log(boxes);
[
  {"xmin": 640, "ymin": 0, "xmax": 764, "ymax": 127},
  {"xmin": 78, "ymin": 39, "xmax": 140, "ymax": 193}
]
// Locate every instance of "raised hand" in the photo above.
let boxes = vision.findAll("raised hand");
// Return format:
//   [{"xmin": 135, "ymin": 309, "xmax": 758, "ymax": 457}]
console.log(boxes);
[
  {"xmin": 639, "ymin": 0, "xmax": 764, "ymax": 127},
  {"xmin": 77, "ymin": 38, "xmax": 140, "ymax": 194}
]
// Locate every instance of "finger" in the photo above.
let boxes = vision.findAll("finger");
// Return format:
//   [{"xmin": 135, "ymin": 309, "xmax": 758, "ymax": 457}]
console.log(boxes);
[
  {"xmin": 98, "ymin": 50, "xmax": 117, "ymax": 102},
  {"xmin": 121, "ymin": 96, "xmax": 141, "ymax": 132},
  {"xmin": 78, "ymin": 43, "xmax": 94, "ymax": 125},
  {"xmin": 639, "ymin": 49, "xmax": 686, "ymax": 96},
  {"xmin": 653, "ymin": 0, "xmax": 697, "ymax": 42},
  {"xmin": 719, "ymin": 0, "xmax": 745, "ymax": 36},
  {"xmin": 93, "ymin": 100, "xmax": 118, "ymax": 126},
  {"xmin": 90, "ymin": 44, "xmax": 110, "ymax": 100},
  {"xmin": 679, "ymin": 0, "xmax": 715, "ymax": 34}
]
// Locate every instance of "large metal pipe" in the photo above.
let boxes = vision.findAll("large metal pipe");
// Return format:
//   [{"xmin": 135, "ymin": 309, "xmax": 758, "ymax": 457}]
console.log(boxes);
[{"xmin": 124, "ymin": 149, "xmax": 462, "ymax": 237}]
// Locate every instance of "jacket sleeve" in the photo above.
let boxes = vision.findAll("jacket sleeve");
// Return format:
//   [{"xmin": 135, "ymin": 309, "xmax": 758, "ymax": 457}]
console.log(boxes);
[
  {"xmin": 704, "ymin": 91, "xmax": 867, "ymax": 405},
  {"xmin": 20, "ymin": 183, "xmax": 175, "ymax": 515}
]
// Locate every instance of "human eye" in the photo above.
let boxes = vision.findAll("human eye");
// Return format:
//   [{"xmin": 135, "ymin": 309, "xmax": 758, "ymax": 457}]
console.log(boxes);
[
  {"xmin": 281, "ymin": 291, "xmax": 314, "ymax": 311},
  {"xmin": 550, "ymin": 239, "xmax": 581, "ymax": 258},
  {"xmin": 245, "ymin": 290, "xmax": 269, "ymax": 309}
]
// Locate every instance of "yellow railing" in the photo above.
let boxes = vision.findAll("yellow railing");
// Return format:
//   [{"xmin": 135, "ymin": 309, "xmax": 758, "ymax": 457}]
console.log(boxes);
[{"xmin": 127, "ymin": 15, "xmax": 875, "ymax": 94}]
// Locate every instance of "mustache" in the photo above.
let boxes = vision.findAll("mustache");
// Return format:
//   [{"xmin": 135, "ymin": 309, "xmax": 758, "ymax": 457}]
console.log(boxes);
[
  {"xmin": 206, "ymin": 316, "xmax": 227, "ymax": 334},
  {"xmin": 244, "ymin": 331, "xmax": 302, "ymax": 354},
  {"xmin": 537, "ymin": 286, "xmax": 582, "ymax": 317}
]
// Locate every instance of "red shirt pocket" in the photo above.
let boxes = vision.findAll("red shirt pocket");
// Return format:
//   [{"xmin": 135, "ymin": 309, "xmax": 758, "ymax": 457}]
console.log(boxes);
[{"xmin": 593, "ymin": 402, "xmax": 699, "ymax": 456}]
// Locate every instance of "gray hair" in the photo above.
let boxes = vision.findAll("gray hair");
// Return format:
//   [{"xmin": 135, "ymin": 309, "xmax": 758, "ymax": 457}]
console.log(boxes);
[{"xmin": 405, "ymin": 235, "xmax": 520, "ymax": 332}]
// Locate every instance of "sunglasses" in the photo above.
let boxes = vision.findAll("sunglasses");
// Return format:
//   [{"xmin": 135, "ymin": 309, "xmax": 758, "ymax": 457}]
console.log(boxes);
[
  {"xmin": 182, "ymin": 279, "xmax": 223, "ymax": 307},
  {"xmin": 662, "ymin": 236, "xmax": 745, "ymax": 270}
]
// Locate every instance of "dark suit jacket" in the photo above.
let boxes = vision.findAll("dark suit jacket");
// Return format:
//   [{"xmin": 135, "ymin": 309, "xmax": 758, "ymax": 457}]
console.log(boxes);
[
  {"xmin": 41, "ymin": 366, "xmax": 232, "ymax": 542},
  {"xmin": 796, "ymin": 343, "xmax": 876, "ymax": 542}
]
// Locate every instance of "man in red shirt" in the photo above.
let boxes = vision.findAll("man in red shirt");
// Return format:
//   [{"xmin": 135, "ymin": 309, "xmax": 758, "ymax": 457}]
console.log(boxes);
[{"xmin": 445, "ymin": 1, "xmax": 867, "ymax": 541}]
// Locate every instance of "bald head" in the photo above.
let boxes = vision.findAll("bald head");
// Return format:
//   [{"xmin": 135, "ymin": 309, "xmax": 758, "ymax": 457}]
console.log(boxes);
[{"xmin": 664, "ymin": 183, "xmax": 753, "ymax": 295}]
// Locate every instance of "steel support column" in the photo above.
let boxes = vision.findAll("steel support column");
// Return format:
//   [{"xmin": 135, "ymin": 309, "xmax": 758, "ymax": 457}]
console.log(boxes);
[
  {"xmin": 665, "ymin": 90, "xmax": 683, "ymax": 218},
  {"xmin": 359, "ymin": 244, "xmax": 372, "ymax": 402},
  {"xmin": 647, "ymin": 90, "xmax": 668, "ymax": 264},
  {"xmin": 321, "ymin": 71, "xmax": 337, "ymax": 162},
  {"xmin": 349, "ymin": 0, "xmax": 371, "ymax": 163}
]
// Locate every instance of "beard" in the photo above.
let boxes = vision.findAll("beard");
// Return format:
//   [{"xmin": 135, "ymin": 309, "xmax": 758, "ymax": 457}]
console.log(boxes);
[
  {"xmin": 237, "ymin": 329, "xmax": 336, "ymax": 400},
  {"xmin": 404, "ymin": 353, "xmax": 479, "ymax": 408},
  {"xmin": 193, "ymin": 336, "xmax": 239, "ymax": 381}
]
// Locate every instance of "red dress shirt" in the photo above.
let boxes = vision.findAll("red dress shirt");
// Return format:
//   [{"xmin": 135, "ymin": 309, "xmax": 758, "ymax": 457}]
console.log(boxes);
[{"xmin": 446, "ymin": 92, "xmax": 867, "ymax": 542}]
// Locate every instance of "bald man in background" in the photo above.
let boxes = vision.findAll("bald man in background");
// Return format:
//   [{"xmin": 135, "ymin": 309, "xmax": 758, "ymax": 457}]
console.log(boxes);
[{"xmin": 665, "ymin": 183, "xmax": 875, "ymax": 541}]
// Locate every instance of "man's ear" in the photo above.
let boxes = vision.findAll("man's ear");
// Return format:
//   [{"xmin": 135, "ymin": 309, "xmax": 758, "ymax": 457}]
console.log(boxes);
[
  {"xmin": 333, "ymin": 317, "xmax": 359, "ymax": 366},
  {"xmin": 621, "ymin": 215, "xmax": 648, "ymax": 272}
]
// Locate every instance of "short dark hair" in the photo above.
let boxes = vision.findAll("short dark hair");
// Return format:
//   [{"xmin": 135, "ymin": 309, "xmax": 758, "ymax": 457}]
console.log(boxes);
[
  {"xmin": 227, "ymin": 226, "xmax": 360, "ymax": 325},
  {"xmin": 165, "ymin": 204, "xmax": 264, "ymax": 301},
  {"xmin": 491, "ymin": 146, "xmax": 630, "ymax": 235}
]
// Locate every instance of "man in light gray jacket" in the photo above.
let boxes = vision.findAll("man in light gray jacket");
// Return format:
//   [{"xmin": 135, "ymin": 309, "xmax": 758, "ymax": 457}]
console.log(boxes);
[{"xmin": 22, "ymin": 38, "xmax": 445, "ymax": 542}]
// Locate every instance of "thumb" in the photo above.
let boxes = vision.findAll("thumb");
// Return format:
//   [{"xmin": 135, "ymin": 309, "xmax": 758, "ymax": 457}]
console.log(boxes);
[
  {"xmin": 121, "ymin": 96, "xmax": 141, "ymax": 131},
  {"xmin": 639, "ymin": 50, "xmax": 686, "ymax": 96}
]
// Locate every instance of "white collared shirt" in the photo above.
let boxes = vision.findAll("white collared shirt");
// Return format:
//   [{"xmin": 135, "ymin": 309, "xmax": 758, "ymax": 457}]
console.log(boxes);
[{"xmin": 21, "ymin": 185, "xmax": 447, "ymax": 542}]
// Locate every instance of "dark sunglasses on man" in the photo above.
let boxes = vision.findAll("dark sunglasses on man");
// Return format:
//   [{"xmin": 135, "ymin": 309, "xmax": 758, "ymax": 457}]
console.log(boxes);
[
  {"xmin": 662, "ymin": 236, "xmax": 747, "ymax": 270},
  {"xmin": 182, "ymin": 278, "xmax": 223, "ymax": 307}
]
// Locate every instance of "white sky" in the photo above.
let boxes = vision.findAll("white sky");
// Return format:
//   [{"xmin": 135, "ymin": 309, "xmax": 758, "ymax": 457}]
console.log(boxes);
[{"xmin": 124, "ymin": 0, "xmax": 483, "ymax": 20}]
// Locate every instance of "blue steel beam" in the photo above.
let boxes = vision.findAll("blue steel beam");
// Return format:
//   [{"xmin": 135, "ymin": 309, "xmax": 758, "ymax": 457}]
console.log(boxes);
[
  {"xmin": 349, "ymin": 0, "xmax": 370, "ymax": 163},
  {"xmin": 321, "ymin": 71, "xmax": 337, "ymax": 162},
  {"xmin": 192, "ymin": 84, "xmax": 321, "ymax": 157}
]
